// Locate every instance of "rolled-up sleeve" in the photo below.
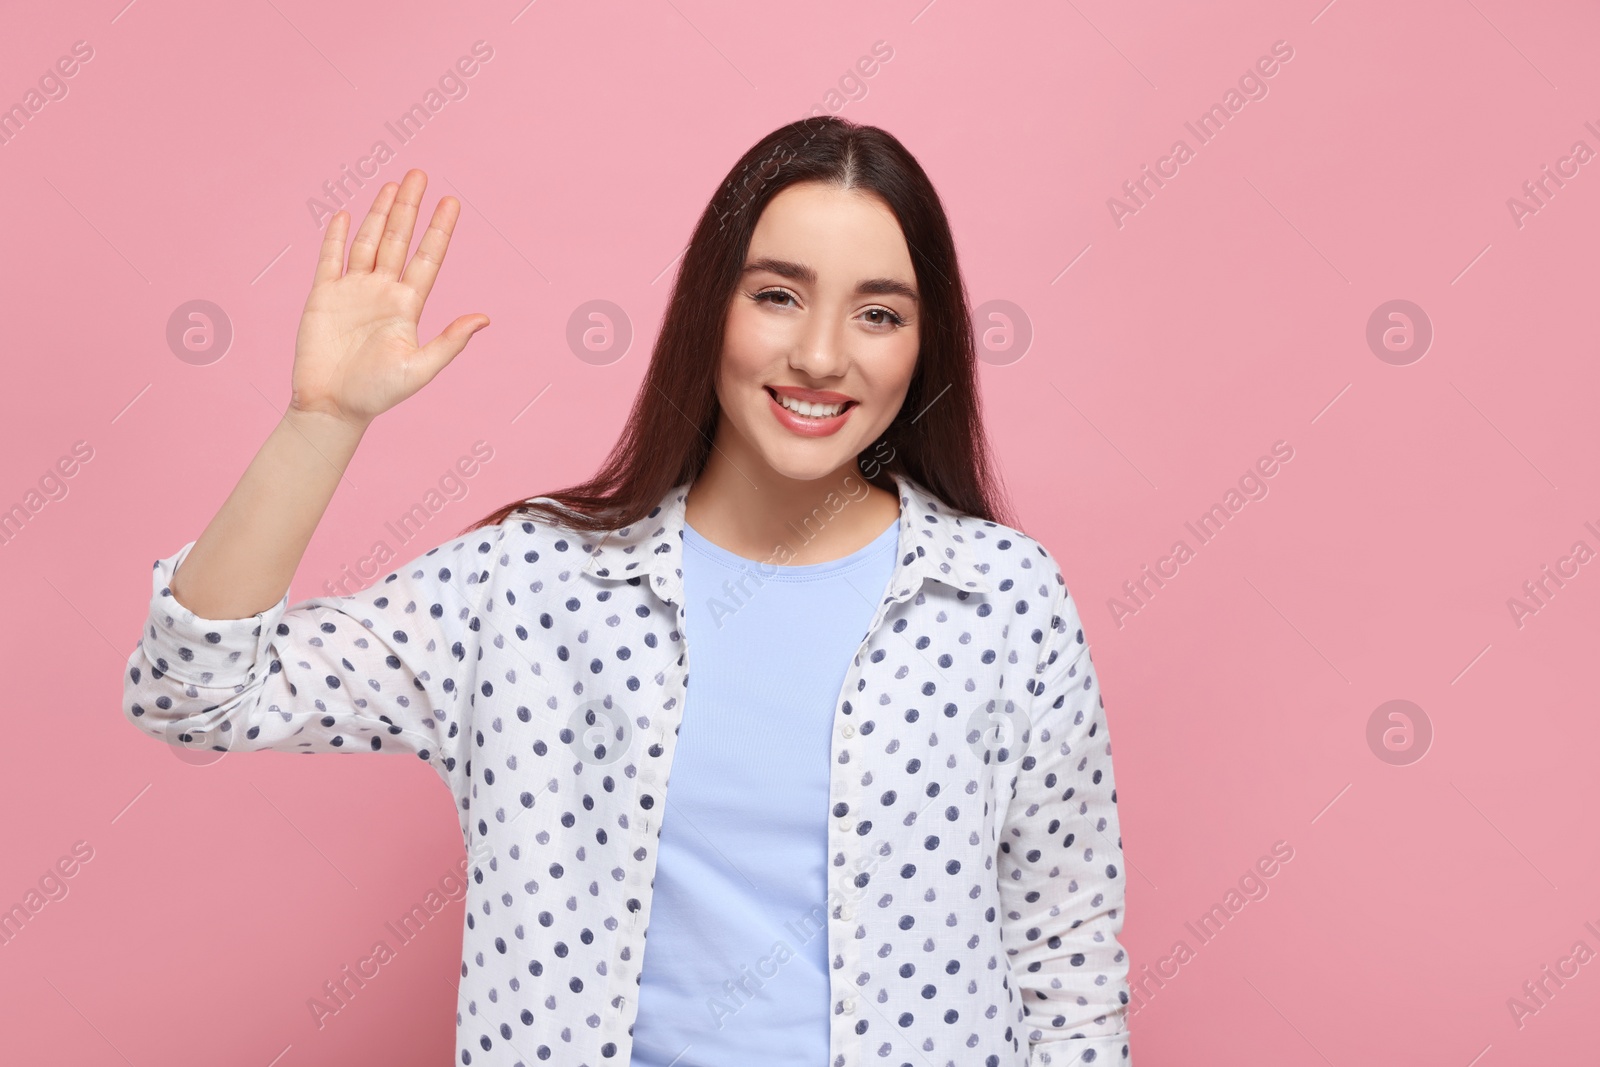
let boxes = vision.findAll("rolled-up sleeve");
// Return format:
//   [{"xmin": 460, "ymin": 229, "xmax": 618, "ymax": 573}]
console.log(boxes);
[
  {"xmin": 121, "ymin": 530, "xmax": 503, "ymax": 802},
  {"xmin": 999, "ymin": 576, "xmax": 1132, "ymax": 1066}
]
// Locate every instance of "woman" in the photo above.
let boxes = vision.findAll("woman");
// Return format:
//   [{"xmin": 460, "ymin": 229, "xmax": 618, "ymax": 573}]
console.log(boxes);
[{"xmin": 124, "ymin": 116, "xmax": 1132, "ymax": 1067}]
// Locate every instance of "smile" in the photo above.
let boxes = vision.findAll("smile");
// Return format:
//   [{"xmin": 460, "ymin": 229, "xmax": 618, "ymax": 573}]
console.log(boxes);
[
  {"xmin": 765, "ymin": 387, "xmax": 858, "ymax": 437},
  {"xmin": 768, "ymin": 388, "xmax": 853, "ymax": 418}
]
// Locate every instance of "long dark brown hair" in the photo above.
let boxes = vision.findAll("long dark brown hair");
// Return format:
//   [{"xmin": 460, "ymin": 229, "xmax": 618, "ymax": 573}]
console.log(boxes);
[{"xmin": 460, "ymin": 115, "xmax": 1014, "ymax": 537}]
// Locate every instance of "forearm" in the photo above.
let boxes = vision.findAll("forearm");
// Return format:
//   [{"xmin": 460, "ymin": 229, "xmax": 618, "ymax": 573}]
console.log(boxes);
[{"xmin": 169, "ymin": 408, "xmax": 368, "ymax": 620}]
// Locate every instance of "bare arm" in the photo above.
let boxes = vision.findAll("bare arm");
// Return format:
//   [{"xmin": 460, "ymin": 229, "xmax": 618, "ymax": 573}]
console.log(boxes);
[
  {"xmin": 168, "ymin": 410, "xmax": 366, "ymax": 620},
  {"xmin": 169, "ymin": 169, "xmax": 490, "ymax": 621}
]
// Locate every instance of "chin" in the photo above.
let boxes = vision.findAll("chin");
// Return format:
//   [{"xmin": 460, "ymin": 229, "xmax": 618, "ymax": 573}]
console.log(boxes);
[
  {"xmin": 763, "ymin": 453, "xmax": 853, "ymax": 483},
  {"xmin": 753, "ymin": 439, "xmax": 861, "ymax": 483}
]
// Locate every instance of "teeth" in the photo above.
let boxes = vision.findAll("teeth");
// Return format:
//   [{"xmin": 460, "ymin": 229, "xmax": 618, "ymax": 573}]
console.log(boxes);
[{"xmin": 775, "ymin": 392, "xmax": 847, "ymax": 418}]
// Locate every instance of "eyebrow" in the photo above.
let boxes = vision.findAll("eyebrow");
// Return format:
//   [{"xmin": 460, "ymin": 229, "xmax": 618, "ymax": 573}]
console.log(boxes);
[{"xmin": 741, "ymin": 257, "xmax": 919, "ymax": 303}]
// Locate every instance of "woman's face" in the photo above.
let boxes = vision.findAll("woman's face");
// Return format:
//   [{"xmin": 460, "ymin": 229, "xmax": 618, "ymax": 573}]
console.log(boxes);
[{"xmin": 713, "ymin": 180, "xmax": 921, "ymax": 485}]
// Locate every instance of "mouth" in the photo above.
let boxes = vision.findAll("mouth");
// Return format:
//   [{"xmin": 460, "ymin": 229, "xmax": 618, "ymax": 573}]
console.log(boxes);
[
  {"xmin": 764, "ymin": 386, "xmax": 859, "ymax": 436},
  {"xmin": 765, "ymin": 386, "xmax": 858, "ymax": 418}
]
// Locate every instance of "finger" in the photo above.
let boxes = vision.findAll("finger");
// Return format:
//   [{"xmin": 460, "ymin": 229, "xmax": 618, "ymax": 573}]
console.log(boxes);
[
  {"xmin": 414, "ymin": 313, "xmax": 490, "ymax": 383},
  {"xmin": 400, "ymin": 195, "xmax": 461, "ymax": 305},
  {"xmin": 346, "ymin": 182, "xmax": 400, "ymax": 276},
  {"xmin": 374, "ymin": 170, "xmax": 428, "ymax": 279},
  {"xmin": 313, "ymin": 211, "xmax": 351, "ymax": 287}
]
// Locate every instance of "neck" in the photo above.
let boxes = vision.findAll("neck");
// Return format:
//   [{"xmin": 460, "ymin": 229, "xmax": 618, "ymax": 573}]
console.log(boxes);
[{"xmin": 685, "ymin": 456, "xmax": 899, "ymax": 567}]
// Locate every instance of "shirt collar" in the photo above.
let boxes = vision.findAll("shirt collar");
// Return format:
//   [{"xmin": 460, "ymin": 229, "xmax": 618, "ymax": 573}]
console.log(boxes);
[{"xmin": 576, "ymin": 470, "xmax": 997, "ymax": 606}]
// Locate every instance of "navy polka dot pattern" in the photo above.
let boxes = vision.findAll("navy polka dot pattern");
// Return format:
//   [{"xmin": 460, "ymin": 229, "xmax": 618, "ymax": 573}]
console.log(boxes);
[{"xmin": 123, "ymin": 471, "xmax": 1132, "ymax": 1066}]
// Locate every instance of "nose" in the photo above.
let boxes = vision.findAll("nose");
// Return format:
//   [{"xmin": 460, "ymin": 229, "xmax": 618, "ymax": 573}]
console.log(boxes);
[{"xmin": 788, "ymin": 304, "xmax": 850, "ymax": 381}]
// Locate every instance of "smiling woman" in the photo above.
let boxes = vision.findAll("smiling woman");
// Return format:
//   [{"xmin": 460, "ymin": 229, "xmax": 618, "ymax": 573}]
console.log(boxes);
[{"xmin": 123, "ymin": 116, "xmax": 1134, "ymax": 1067}]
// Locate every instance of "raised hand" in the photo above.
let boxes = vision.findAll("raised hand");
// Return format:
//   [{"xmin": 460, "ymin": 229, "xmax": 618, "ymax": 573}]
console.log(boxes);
[{"xmin": 290, "ymin": 169, "xmax": 489, "ymax": 428}]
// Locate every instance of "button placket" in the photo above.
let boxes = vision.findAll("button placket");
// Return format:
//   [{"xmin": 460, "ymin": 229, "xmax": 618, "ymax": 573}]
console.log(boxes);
[
  {"xmin": 824, "ymin": 564, "xmax": 928, "ymax": 1063},
  {"xmin": 608, "ymin": 585, "xmax": 689, "ymax": 1057}
]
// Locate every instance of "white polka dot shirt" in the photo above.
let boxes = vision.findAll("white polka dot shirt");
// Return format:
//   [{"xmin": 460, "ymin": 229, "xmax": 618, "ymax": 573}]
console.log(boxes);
[{"xmin": 123, "ymin": 471, "xmax": 1133, "ymax": 1066}]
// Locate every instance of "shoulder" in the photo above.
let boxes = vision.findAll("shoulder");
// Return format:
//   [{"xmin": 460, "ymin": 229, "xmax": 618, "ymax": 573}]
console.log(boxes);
[
  {"xmin": 950, "ymin": 513, "xmax": 1088, "ymax": 653},
  {"xmin": 900, "ymin": 476, "xmax": 1073, "ymax": 603},
  {"xmin": 956, "ymin": 514, "xmax": 1071, "ymax": 600},
  {"xmin": 469, "ymin": 501, "xmax": 611, "ymax": 577}
]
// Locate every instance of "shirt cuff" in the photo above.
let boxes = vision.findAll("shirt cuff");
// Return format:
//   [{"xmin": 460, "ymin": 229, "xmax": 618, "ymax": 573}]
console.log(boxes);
[{"xmin": 140, "ymin": 539, "xmax": 291, "ymax": 689}]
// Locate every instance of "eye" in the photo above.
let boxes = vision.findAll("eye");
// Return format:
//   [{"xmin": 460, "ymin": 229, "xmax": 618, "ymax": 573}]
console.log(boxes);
[
  {"xmin": 862, "ymin": 306, "xmax": 907, "ymax": 329},
  {"xmin": 753, "ymin": 288, "xmax": 797, "ymax": 308}
]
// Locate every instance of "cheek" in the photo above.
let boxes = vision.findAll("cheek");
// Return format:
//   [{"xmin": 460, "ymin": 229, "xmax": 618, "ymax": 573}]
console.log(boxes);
[
  {"xmin": 716, "ymin": 312, "xmax": 777, "ymax": 413},
  {"xmin": 720, "ymin": 304, "xmax": 777, "ymax": 377},
  {"xmin": 897, "ymin": 334, "xmax": 919, "ymax": 381},
  {"xmin": 868, "ymin": 336, "xmax": 920, "ymax": 402}
]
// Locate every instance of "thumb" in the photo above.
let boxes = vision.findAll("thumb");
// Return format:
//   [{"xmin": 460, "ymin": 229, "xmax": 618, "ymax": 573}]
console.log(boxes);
[{"xmin": 416, "ymin": 314, "xmax": 490, "ymax": 380}]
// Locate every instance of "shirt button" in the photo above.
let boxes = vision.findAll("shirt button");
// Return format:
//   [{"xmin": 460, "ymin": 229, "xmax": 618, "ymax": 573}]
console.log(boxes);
[
  {"xmin": 842, "ymin": 998, "xmax": 856, "ymax": 1014},
  {"xmin": 839, "ymin": 904, "xmax": 854, "ymax": 921},
  {"xmin": 840, "ymin": 723, "xmax": 855, "ymax": 738},
  {"xmin": 838, "ymin": 817, "xmax": 853, "ymax": 832}
]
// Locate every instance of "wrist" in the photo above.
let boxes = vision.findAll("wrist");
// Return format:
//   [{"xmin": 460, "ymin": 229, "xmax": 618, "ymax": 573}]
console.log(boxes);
[
  {"xmin": 284, "ymin": 404, "xmax": 371, "ymax": 436},
  {"xmin": 280, "ymin": 406, "xmax": 371, "ymax": 461}
]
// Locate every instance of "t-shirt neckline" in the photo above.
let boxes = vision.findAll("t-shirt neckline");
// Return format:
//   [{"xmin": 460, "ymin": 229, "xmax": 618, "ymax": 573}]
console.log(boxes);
[{"xmin": 682, "ymin": 515, "xmax": 900, "ymax": 580}]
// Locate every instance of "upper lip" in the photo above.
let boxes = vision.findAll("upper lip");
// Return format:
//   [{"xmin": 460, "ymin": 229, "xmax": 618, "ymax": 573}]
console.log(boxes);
[{"xmin": 768, "ymin": 385, "xmax": 856, "ymax": 405}]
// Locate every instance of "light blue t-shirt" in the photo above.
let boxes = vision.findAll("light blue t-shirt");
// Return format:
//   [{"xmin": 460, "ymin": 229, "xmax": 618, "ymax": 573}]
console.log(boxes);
[{"xmin": 627, "ymin": 514, "xmax": 901, "ymax": 1067}]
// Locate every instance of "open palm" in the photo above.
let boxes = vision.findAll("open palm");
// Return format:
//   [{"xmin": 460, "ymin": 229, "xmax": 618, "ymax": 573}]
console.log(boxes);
[{"xmin": 291, "ymin": 170, "xmax": 489, "ymax": 428}]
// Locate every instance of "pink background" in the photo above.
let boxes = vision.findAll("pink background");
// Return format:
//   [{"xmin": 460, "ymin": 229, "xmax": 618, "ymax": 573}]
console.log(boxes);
[{"xmin": 3, "ymin": 1, "xmax": 1597, "ymax": 1063}]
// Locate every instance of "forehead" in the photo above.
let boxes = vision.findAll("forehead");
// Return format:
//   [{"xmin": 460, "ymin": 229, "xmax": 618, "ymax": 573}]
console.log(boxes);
[{"xmin": 747, "ymin": 182, "xmax": 913, "ymax": 275}]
